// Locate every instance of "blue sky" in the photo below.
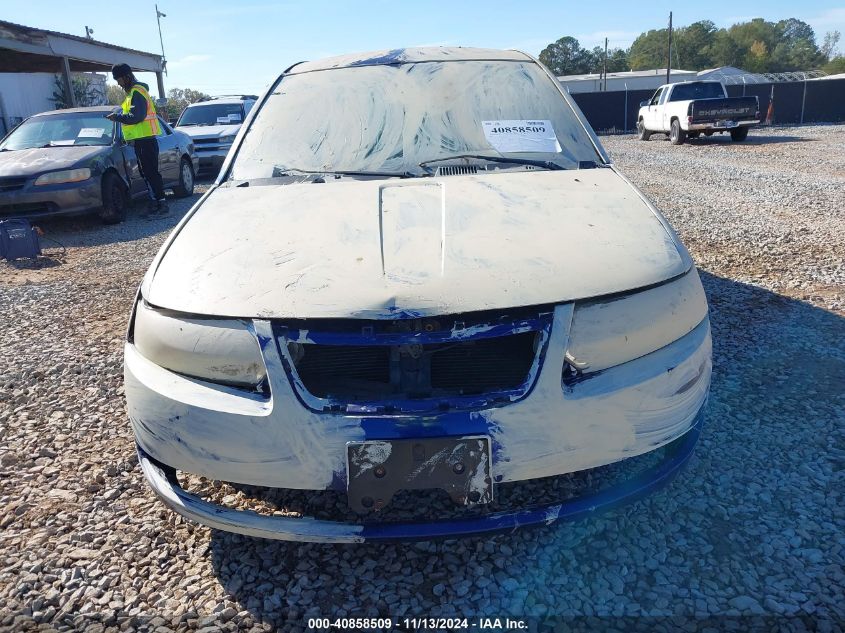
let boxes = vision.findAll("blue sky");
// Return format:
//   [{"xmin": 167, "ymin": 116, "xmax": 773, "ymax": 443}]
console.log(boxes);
[{"xmin": 6, "ymin": 1, "xmax": 844, "ymax": 96}]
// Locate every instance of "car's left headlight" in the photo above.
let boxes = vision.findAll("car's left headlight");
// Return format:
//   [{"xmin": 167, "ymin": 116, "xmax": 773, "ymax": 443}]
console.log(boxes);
[
  {"xmin": 566, "ymin": 268, "xmax": 709, "ymax": 373},
  {"xmin": 34, "ymin": 168, "xmax": 92, "ymax": 186},
  {"xmin": 219, "ymin": 131, "xmax": 237, "ymax": 145},
  {"xmin": 132, "ymin": 301, "xmax": 266, "ymax": 388}
]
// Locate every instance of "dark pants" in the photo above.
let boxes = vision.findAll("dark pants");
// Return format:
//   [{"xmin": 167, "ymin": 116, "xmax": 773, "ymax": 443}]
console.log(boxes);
[{"xmin": 133, "ymin": 136, "xmax": 166, "ymax": 201}]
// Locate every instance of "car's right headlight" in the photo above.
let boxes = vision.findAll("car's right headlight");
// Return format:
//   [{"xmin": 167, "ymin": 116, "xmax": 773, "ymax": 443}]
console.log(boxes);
[
  {"xmin": 218, "ymin": 131, "xmax": 237, "ymax": 145},
  {"xmin": 34, "ymin": 168, "xmax": 91, "ymax": 186},
  {"xmin": 566, "ymin": 268, "xmax": 709, "ymax": 373},
  {"xmin": 132, "ymin": 301, "xmax": 266, "ymax": 388}
]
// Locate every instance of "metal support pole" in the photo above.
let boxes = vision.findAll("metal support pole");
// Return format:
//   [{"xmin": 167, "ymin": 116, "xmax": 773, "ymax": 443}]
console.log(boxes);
[
  {"xmin": 624, "ymin": 82, "xmax": 628, "ymax": 131},
  {"xmin": 666, "ymin": 12, "xmax": 673, "ymax": 85},
  {"xmin": 61, "ymin": 56, "xmax": 76, "ymax": 108},
  {"xmin": 603, "ymin": 37, "xmax": 608, "ymax": 91},
  {"xmin": 156, "ymin": 72, "xmax": 166, "ymax": 101},
  {"xmin": 800, "ymin": 78, "xmax": 807, "ymax": 125},
  {"xmin": 156, "ymin": 5, "xmax": 167, "ymax": 75},
  {"xmin": 0, "ymin": 92, "xmax": 9, "ymax": 136}
]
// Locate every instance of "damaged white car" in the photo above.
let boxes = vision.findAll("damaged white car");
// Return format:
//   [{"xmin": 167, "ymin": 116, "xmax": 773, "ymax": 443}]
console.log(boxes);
[{"xmin": 125, "ymin": 47, "xmax": 711, "ymax": 543}]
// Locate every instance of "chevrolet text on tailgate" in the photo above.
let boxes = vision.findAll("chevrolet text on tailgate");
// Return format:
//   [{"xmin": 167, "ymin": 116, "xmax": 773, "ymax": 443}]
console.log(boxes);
[
  {"xmin": 124, "ymin": 47, "xmax": 712, "ymax": 542},
  {"xmin": 637, "ymin": 80, "xmax": 760, "ymax": 145}
]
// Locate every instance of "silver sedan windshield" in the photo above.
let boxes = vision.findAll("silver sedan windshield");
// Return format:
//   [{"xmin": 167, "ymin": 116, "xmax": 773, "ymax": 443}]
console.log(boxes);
[
  {"xmin": 1, "ymin": 113, "xmax": 114, "ymax": 151},
  {"xmin": 230, "ymin": 60, "xmax": 602, "ymax": 178}
]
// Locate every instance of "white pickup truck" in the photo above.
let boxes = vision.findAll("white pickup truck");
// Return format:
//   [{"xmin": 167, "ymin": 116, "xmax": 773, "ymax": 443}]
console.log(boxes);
[{"xmin": 637, "ymin": 80, "xmax": 760, "ymax": 145}]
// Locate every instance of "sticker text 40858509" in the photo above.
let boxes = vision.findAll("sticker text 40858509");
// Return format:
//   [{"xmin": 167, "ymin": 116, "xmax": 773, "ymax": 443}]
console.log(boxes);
[
  {"xmin": 488, "ymin": 122, "xmax": 548, "ymax": 134},
  {"xmin": 481, "ymin": 120, "xmax": 561, "ymax": 153}
]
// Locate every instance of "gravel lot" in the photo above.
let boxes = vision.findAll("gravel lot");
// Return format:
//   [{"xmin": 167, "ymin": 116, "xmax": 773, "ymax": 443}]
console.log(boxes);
[{"xmin": 1, "ymin": 126, "xmax": 844, "ymax": 632}]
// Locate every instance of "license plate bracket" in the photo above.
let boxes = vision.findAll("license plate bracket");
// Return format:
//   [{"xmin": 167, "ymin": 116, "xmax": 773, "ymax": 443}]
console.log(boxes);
[{"xmin": 346, "ymin": 436, "xmax": 493, "ymax": 513}]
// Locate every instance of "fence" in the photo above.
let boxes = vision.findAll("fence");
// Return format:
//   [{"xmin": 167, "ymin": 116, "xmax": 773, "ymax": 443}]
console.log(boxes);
[{"xmin": 569, "ymin": 77, "xmax": 845, "ymax": 133}]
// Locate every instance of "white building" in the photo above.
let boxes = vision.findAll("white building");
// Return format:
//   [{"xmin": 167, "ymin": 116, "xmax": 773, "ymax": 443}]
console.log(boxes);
[
  {"xmin": 556, "ymin": 68, "xmax": 698, "ymax": 94},
  {"xmin": 557, "ymin": 66, "xmax": 766, "ymax": 94},
  {"xmin": 0, "ymin": 72, "xmax": 107, "ymax": 131}
]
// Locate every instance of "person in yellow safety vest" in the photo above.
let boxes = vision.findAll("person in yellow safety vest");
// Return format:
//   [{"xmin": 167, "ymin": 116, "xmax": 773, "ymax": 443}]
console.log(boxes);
[{"xmin": 106, "ymin": 63, "xmax": 169, "ymax": 218}]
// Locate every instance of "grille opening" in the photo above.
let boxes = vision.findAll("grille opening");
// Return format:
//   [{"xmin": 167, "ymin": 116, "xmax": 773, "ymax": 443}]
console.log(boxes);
[
  {"xmin": 289, "ymin": 331, "xmax": 539, "ymax": 403},
  {"xmin": 435, "ymin": 165, "xmax": 480, "ymax": 176},
  {"xmin": 291, "ymin": 344, "xmax": 391, "ymax": 399},
  {"xmin": 0, "ymin": 178, "xmax": 27, "ymax": 193}
]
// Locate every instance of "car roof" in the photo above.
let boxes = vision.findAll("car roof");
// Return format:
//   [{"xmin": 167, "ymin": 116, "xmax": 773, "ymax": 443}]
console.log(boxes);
[
  {"xmin": 289, "ymin": 46, "xmax": 533, "ymax": 75},
  {"xmin": 671, "ymin": 80, "xmax": 721, "ymax": 86},
  {"xmin": 33, "ymin": 106, "xmax": 114, "ymax": 117},
  {"xmin": 187, "ymin": 97, "xmax": 251, "ymax": 107}
]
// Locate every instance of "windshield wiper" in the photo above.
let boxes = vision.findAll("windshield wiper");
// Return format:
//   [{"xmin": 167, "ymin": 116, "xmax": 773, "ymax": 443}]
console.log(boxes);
[
  {"xmin": 419, "ymin": 154, "xmax": 566, "ymax": 174},
  {"xmin": 272, "ymin": 166, "xmax": 418, "ymax": 179}
]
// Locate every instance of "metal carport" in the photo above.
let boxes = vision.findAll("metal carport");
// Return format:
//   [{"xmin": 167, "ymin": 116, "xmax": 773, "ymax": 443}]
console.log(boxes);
[{"xmin": 0, "ymin": 19, "xmax": 164, "ymax": 130}]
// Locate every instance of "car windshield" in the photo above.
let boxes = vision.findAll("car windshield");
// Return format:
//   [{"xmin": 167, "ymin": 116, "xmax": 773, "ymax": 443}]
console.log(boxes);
[
  {"xmin": 230, "ymin": 59, "xmax": 603, "ymax": 179},
  {"xmin": 0, "ymin": 113, "xmax": 114, "ymax": 151},
  {"xmin": 177, "ymin": 103, "xmax": 244, "ymax": 126},
  {"xmin": 669, "ymin": 83, "xmax": 725, "ymax": 101}
]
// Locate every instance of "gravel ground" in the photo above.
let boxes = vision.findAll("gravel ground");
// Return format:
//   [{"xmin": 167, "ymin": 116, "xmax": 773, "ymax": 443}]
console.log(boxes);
[{"xmin": 1, "ymin": 126, "xmax": 844, "ymax": 632}]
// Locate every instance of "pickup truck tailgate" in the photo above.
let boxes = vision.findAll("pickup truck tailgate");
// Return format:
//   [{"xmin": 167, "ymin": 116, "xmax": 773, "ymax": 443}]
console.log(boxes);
[{"xmin": 690, "ymin": 97, "xmax": 758, "ymax": 123}]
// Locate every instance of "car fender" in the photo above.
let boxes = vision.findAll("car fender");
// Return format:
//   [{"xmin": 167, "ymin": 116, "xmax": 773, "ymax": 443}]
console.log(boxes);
[{"xmin": 100, "ymin": 154, "xmax": 132, "ymax": 191}]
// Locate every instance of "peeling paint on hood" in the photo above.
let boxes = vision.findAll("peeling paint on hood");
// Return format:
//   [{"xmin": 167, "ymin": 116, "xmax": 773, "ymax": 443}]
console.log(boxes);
[
  {"xmin": 147, "ymin": 168, "xmax": 687, "ymax": 318},
  {"xmin": 0, "ymin": 146, "xmax": 110, "ymax": 177}
]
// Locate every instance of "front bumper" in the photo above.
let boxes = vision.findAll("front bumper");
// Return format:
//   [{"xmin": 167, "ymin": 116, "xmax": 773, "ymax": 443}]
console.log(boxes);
[
  {"xmin": 0, "ymin": 177, "xmax": 102, "ymax": 219},
  {"xmin": 138, "ymin": 412, "xmax": 704, "ymax": 543},
  {"xmin": 194, "ymin": 147, "xmax": 230, "ymax": 174},
  {"xmin": 126, "ymin": 300, "xmax": 712, "ymax": 540}
]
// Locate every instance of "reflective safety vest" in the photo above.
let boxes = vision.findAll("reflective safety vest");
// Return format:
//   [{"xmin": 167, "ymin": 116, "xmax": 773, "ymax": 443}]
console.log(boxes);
[{"xmin": 121, "ymin": 83, "xmax": 160, "ymax": 141}]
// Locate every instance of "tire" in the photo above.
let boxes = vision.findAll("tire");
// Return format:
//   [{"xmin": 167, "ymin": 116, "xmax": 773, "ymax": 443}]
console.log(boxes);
[
  {"xmin": 99, "ymin": 172, "xmax": 127, "ymax": 224},
  {"xmin": 669, "ymin": 119, "xmax": 686, "ymax": 145},
  {"xmin": 172, "ymin": 157, "xmax": 195, "ymax": 198},
  {"xmin": 730, "ymin": 127, "xmax": 749, "ymax": 142},
  {"xmin": 688, "ymin": 132, "xmax": 701, "ymax": 139},
  {"xmin": 636, "ymin": 119, "xmax": 651, "ymax": 141},
  {"xmin": 704, "ymin": 131, "xmax": 714, "ymax": 137}
]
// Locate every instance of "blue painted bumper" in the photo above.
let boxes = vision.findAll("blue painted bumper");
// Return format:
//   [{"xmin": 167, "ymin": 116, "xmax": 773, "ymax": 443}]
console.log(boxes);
[{"xmin": 137, "ymin": 409, "xmax": 704, "ymax": 543}]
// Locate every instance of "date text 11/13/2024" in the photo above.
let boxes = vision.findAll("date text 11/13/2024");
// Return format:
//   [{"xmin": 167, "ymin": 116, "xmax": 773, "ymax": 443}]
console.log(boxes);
[{"xmin": 307, "ymin": 617, "xmax": 528, "ymax": 630}]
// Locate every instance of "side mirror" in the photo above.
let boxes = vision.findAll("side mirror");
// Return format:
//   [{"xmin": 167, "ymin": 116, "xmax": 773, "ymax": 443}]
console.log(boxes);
[{"xmin": 640, "ymin": 100, "xmax": 650, "ymax": 108}]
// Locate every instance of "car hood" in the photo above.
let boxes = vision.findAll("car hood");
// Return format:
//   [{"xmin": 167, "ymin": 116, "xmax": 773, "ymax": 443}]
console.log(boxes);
[
  {"xmin": 175, "ymin": 125, "xmax": 240, "ymax": 139},
  {"xmin": 0, "ymin": 145, "xmax": 110, "ymax": 178},
  {"xmin": 146, "ymin": 168, "xmax": 689, "ymax": 318}
]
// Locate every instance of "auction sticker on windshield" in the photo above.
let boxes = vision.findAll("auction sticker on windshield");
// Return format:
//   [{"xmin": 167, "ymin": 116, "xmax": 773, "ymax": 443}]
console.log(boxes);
[
  {"xmin": 482, "ymin": 120, "xmax": 561, "ymax": 153},
  {"xmin": 77, "ymin": 128, "xmax": 104, "ymax": 138}
]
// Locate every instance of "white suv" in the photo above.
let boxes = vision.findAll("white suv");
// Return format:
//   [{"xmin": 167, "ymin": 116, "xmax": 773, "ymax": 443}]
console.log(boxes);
[{"xmin": 175, "ymin": 95, "xmax": 257, "ymax": 176}]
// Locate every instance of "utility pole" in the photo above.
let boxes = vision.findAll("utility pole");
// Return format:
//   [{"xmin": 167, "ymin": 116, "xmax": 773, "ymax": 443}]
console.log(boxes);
[
  {"xmin": 666, "ymin": 11, "xmax": 673, "ymax": 84},
  {"xmin": 156, "ymin": 5, "xmax": 167, "ymax": 75},
  {"xmin": 603, "ymin": 37, "xmax": 608, "ymax": 91}
]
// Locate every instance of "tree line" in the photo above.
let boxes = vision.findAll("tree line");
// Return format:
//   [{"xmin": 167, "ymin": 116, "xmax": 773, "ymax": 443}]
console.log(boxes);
[{"xmin": 539, "ymin": 18, "xmax": 844, "ymax": 77}]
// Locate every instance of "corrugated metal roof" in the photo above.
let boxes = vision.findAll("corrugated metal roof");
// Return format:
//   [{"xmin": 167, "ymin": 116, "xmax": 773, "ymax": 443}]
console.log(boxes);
[
  {"xmin": 811, "ymin": 72, "xmax": 845, "ymax": 80},
  {"xmin": 0, "ymin": 19, "xmax": 161, "ymax": 60},
  {"xmin": 557, "ymin": 68, "xmax": 696, "ymax": 82}
]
